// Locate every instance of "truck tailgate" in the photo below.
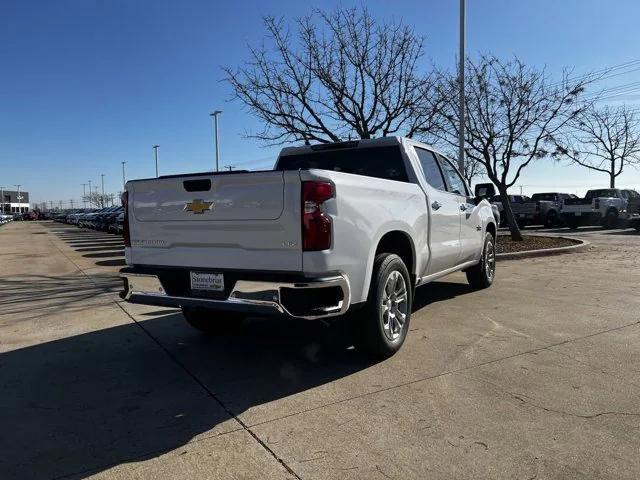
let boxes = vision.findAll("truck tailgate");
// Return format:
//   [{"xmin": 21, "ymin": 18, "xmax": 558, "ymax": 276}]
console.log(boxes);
[{"xmin": 127, "ymin": 171, "xmax": 303, "ymax": 271}]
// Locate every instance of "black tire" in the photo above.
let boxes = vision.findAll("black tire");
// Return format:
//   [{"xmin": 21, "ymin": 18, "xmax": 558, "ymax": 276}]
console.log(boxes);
[
  {"xmin": 181, "ymin": 307, "xmax": 245, "ymax": 335},
  {"xmin": 635, "ymin": 223, "xmax": 640, "ymax": 232},
  {"xmin": 545, "ymin": 210, "xmax": 558, "ymax": 228},
  {"xmin": 355, "ymin": 253, "xmax": 412, "ymax": 358},
  {"xmin": 516, "ymin": 220, "xmax": 526, "ymax": 230},
  {"xmin": 465, "ymin": 232, "xmax": 496, "ymax": 289},
  {"xmin": 604, "ymin": 209, "xmax": 619, "ymax": 229},
  {"xmin": 566, "ymin": 217, "xmax": 579, "ymax": 230}
]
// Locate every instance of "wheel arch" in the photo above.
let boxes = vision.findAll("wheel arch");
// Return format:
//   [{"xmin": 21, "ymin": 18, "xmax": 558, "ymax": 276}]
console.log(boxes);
[{"xmin": 360, "ymin": 228, "xmax": 417, "ymax": 304}]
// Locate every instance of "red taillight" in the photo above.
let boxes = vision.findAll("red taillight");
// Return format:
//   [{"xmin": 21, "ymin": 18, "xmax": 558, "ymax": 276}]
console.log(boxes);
[
  {"xmin": 302, "ymin": 181, "xmax": 333, "ymax": 251},
  {"xmin": 121, "ymin": 191, "xmax": 131, "ymax": 247}
]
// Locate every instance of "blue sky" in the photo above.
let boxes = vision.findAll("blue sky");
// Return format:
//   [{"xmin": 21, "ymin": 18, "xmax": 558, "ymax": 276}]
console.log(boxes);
[{"xmin": 2, "ymin": 0, "xmax": 640, "ymax": 206}]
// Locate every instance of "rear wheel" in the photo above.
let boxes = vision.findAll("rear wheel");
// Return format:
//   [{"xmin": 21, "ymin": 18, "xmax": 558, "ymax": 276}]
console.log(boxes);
[
  {"xmin": 466, "ymin": 232, "xmax": 496, "ymax": 289},
  {"xmin": 181, "ymin": 307, "xmax": 245, "ymax": 335},
  {"xmin": 356, "ymin": 253, "xmax": 412, "ymax": 358}
]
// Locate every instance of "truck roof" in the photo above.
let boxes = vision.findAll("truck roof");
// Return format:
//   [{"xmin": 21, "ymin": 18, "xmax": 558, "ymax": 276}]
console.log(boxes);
[{"xmin": 278, "ymin": 136, "xmax": 443, "ymax": 158}]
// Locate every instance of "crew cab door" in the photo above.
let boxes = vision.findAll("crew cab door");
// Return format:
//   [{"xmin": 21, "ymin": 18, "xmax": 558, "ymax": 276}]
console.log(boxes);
[
  {"xmin": 412, "ymin": 147, "xmax": 461, "ymax": 275},
  {"xmin": 437, "ymin": 155, "xmax": 482, "ymax": 263}
]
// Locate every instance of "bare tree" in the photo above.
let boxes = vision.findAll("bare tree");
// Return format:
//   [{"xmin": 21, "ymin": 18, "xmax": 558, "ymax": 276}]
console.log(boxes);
[
  {"xmin": 554, "ymin": 105, "xmax": 640, "ymax": 188},
  {"xmin": 224, "ymin": 6, "xmax": 440, "ymax": 144},
  {"xmin": 423, "ymin": 56, "xmax": 590, "ymax": 240}
]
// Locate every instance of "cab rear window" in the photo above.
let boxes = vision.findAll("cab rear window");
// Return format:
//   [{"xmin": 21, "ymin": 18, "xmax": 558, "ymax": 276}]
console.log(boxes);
[{"xmin": 276, "ymin": 145, "xmax": 409, "ymax": 183}]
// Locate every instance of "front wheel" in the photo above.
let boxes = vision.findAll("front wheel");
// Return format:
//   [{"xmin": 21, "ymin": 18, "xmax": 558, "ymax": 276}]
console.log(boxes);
[
  {"xmin": 466, "ymin": 232, "xmax": 496, "ymax": 289},
  {"xmin": 181, "ymin": 307, "xmax": 245, "ymax": 335},
  {"xmin": 356, "ymin": 253, "xmax": 412, "ymax": 358}
]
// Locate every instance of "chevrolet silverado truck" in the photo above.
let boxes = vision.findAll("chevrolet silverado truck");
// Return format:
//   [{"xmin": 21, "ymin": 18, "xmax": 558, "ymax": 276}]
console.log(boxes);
[
  {"xmin": 119, "ymin": 137, "xmax": 497, "ymax": 357},
  {"xmin": 561, "ymin": 188, "xmax": 640, "ymax": 229},
  {"xmin": 516, "ymin": 192, "xmax": 577, "ymax": 228}
]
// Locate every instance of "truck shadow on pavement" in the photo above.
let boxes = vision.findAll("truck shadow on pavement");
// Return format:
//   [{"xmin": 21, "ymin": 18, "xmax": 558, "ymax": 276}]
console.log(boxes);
[{"xmin": 0, "ymin": 308, "xmax": 376, "ymax": 479}]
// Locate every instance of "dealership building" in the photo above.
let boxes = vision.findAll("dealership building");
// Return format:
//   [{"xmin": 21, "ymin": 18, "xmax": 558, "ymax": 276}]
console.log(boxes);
[{"xmin": 1, "ymin": 190, "xmax": 30, "ymax": 214}]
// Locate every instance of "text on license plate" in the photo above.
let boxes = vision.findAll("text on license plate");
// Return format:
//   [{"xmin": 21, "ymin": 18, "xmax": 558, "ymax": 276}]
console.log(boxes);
[{"xmin": 190, "ymin": 272, "xmax": 224, "ymax": 291}]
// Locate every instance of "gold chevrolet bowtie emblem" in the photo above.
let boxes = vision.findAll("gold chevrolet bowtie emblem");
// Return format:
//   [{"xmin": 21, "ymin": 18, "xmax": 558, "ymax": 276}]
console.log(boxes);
[{"xmin": 184, "ymin": 199, "xmax": 213, "ymax": 214}]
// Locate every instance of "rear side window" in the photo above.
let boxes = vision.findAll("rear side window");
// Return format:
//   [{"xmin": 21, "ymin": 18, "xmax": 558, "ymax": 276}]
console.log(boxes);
[
  {"xmin": 276, "ymin": 145, "xmax": 408, "ymax": 183},
  {"xmin": 531, "ymin": 193, "xmax": 557, "ymax": 201},
  {"xmin": 587, "ymin": 189, "xmax": 618, "ymax": 199},
  {"xmin": 414, "ymin": 148, "xmax": 447, "ymax": 190}
]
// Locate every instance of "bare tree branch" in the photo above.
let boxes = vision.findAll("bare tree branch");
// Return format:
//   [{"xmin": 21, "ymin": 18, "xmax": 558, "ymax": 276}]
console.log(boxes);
[
  {"xmin": 224, "ymin": 6, "xmax": 440, "ymax": 145},
  {"xmin": 554, "ymin": 104, "xmax": 640, "ymax": 187},
  {"xmin": 421, "ymin": 55, "xmax": 592, "ymax": 241}
]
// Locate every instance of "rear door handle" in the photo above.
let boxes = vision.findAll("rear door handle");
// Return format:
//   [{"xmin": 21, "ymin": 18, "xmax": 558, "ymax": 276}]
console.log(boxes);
[{"xmin": 431, "ymin": 201, "xmax": 441, "ymax": 210}]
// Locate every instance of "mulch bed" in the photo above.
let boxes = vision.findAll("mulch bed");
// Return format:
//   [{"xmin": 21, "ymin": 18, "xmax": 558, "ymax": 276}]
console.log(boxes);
[{"xmin": 496, "ymin": 234, "xmax": 579, "ymax": 254}]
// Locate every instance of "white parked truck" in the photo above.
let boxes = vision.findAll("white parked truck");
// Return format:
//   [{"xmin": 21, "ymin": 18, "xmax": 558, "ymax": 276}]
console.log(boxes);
[
  {"xmin": 119, "ymin": 137, "xmax": 497, "ymax": 357},
  {"xmin": 561, "ymin": 188, "xmax": 640, "ymax": 229}
]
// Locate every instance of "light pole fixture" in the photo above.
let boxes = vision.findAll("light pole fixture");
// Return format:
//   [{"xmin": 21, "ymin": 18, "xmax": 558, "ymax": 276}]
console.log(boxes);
[
  {"xmin": 15, "ymin": 184, "xmax": 22, "ymax": 214},
  {"xmin": 153, "ymin": 145, "xmax": 160, "ymax": 177},
  {"xmin": 210, "ymin": 110, "xmax": 222, "ymax": 172},
  {"xmin": 81, "ymin": 183, "xmax": 87, "ymax": 209},
  {"xmin": 458, "ymin": 0, "xmax": 466, "ymax": 173}
]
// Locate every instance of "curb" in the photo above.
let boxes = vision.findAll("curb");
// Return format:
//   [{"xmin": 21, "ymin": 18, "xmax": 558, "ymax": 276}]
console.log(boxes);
[{"xmin": 496, "ymin": 236, "xmax": 591, "ymax": 261}]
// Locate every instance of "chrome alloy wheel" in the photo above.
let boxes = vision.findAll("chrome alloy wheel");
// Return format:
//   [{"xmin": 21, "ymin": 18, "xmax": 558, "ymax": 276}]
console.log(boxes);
[
  {"xmin": 381, "ymin": 270, "xmax": 408, "ymax": 341},
  {"xmin": 485, "ymin": 239, "xmax": 496, "ymax": 282}
]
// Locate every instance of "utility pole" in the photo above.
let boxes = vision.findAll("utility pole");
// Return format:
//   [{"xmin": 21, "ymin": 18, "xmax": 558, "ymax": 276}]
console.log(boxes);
[
  {"xmin": 70, "ymin": 199, "xmax": 74, "ymax": 209},
  {"xmin": 225, "ymin": 165, "xmax": 236, "ymax": 171},
  {"xmin": 15, "ymin": 184, "xmax": 22, "ymax": 213},
  {"xmin": 101, "ymin": 174, "xmax": 105, "ymax": 206},
  {"xmin": 88, "ymin": 180, "xmax": 92, "ymax": 207},
  {"xmin": 210, "ymin": 110, "xmax": 222, "ymax": 172},
  {"xmin": 153, "ymin": 145, "xmax": 160, "ymax": 177},
  {"xmin": 81, "ymin": 183, "xmax": 87, "ymax": 209},
  {"xmin": 121, "ymin": 161, "xmax": 126, "ymax": 189},
  {"xmin": 59, "ymin": 200, "xmax": 62, "ymax": 210},
  {"xmin": 458, "ymin": 0, "xmax": 466, "ymax": 173},
  {"xmin": 0, "ymin": 186, "xmax": 4, "ymax": 214}
]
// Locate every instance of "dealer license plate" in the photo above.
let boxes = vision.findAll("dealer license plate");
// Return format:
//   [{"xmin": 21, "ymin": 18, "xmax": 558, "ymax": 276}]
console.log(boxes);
[{"xmin": 190, "ymin": 271, "xmax": 224, "ymax": 292}]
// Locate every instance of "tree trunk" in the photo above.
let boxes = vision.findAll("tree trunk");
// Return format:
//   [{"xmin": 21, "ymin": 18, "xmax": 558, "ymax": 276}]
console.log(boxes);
[
  {"xmin": 610, "ymin": 158, "xmax": 615, "ymax": 188},
  {"xmin": 499, "ymin": 188, "xmax": 524, "ymax": 241}
]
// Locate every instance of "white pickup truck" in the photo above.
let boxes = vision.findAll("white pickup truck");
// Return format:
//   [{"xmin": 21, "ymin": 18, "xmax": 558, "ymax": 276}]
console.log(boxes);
[
  {"xmin": 561, "ymin": 188, "xmax": 640, "ymax": 229},
  {"xmin": 120, "ymin": 137, "xmax": 497, "ymax": 357}
]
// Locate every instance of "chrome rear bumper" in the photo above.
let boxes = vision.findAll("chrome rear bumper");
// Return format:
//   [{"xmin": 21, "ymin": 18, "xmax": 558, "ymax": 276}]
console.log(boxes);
[{"xmin": 119, "ymin": 271, "xmax": 350, "ymax": 320}]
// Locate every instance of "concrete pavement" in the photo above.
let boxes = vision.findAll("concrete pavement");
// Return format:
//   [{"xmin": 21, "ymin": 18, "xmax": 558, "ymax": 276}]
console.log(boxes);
[{"xmin": 1, "ymin": 221, "xmax": 639, "ymax": 479}]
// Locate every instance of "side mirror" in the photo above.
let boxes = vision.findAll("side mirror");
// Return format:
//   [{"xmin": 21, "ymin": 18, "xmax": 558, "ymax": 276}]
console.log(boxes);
[{"xmin": 474, "ymin": 183, "xmax": 496, "ymax": 199}]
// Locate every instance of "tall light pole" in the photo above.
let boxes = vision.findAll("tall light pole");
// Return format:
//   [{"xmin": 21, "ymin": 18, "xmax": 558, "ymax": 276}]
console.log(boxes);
[
  {"xmin": 15, "ymin": 184, "xmax": 21, "ymax": 213},
  {"xmin": 458, "ymin": 0, "xmax": 466, "ymax": 173},
  {"xmin": 81, "ymin": 183, "xmax": 87, "ymax": 209},
  {"xmin": 88, "ymin": 180, "xmax": 92, "ymax": 207},
  {"xmin": 0, "ymin": 186, "xmax": 4, "ymax": 214},
  {"xmin": 210, "ymin": 110, "xmax": 222, "ymax": 172},
  {"xmin": 101, "ymin": 174, "xmax": 105, "ymax": 203},
  {"xmin": 153, "ymin": 145, "xmax": 160, "ymax": 177},
  {"xmin": 121, "ymin": 161, "xmax": 126, "ymax": 189}
]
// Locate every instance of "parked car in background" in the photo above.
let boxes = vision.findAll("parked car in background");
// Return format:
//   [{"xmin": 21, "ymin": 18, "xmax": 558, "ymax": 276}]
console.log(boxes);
[
  {"xmin": 108, "ymin": 211, "xmax": 125, "ymax": 234},
  {"xmin": 515, "ymin": 192, "xmax": 577, "ymax": 228},
  {"xmin": 490, "ymin": 194, "xmax": 530, "ymax": 227},
  {"xmin": 120, "ymin": 137, "xmax": 498, "ymax": 357},
  {"xmin": 562, "ymin": 188, "xmax": 640, "ymax": 229}
]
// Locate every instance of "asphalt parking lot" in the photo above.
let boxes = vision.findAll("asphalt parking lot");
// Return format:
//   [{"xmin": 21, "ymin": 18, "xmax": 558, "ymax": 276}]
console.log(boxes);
[{"xmin": 1, "ymin": 221, "xmax": 639, "ymax": 479}]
